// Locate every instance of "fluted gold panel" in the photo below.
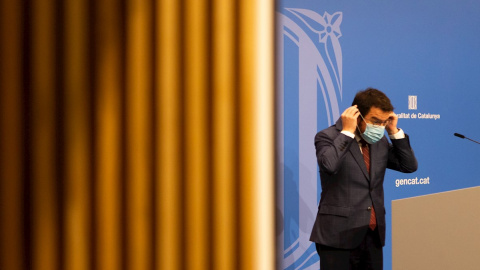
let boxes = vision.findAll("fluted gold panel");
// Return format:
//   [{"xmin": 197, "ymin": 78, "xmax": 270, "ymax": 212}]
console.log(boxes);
[
  {"xmin": 158, "ymin": 0, "xmax": 181, "ymax": 269},
  {"xmin": 95, "ymin": 0, "xmax": 122, "ymax": 269},
  {"xmin": 212, "ymin": 0, "xmax": 236, "ymax": 268},
  {"xmin": 0, "ymin": 1, "xmax": 23, "ymax": 270},
  {"xmin": 0, "ymin": 0, "xmax": 275, "ymax": 269}
]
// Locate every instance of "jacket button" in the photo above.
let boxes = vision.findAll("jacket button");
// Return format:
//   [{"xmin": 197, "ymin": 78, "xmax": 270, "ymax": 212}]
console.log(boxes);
[{"xmin": 367, "ymin": 206, "xmax": 372, "ymax": 211}]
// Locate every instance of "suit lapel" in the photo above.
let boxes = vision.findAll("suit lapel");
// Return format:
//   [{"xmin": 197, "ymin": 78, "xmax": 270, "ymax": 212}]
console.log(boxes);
[
  {"xmin": 369, "ymin": 138, "xmax": 383, "ymax": 184},
  {"xmin": 350, "ymin": 142, "xmax": 370, "ymax": 181}
]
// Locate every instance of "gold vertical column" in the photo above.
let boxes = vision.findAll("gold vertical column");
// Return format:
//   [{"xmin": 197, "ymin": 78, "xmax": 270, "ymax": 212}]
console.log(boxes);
[
  {"xmin": 212, "ymin": 0, "xmax": 236, "ymax": 269},
  {"xmin": 184, "ymin": 0, "xmax": 210, "ymax": 269},
  {"xmin": 252, "ymin": 1, "xmax": 276, "ymax": 269},
  {"xmin": 31, "ymin": 0, "xmax": 59, "ymax": 269},
  {"xmin": 238, "ymin": 0, "xmax": 276, "ymax": 269},
  {"xmin": 95, "ymin": 0, "xmax": 122, "ymax": 269},
  {"xmin": 238, "ymin": 0, "xmax": 256, "ymax": 265},
  {"xmin": 0, "ymin": 0, "xmax": 23, "ymax": 269},
  {"xmin": 158, "ymin": 0, "xmax": 181, "ymax": 269},
  {"xmin": 64, "ymin": 0, "xmax": 91, "ymax": 269},
  {"xmin": 126, "ymin": 0, "xmax": 152, "ymax": 269}
]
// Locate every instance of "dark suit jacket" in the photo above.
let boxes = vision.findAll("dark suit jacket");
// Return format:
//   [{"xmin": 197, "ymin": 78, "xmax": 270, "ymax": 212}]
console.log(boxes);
[{"xmin": 309, "ymin": 118, "xmax": 418, "ymax": 249}]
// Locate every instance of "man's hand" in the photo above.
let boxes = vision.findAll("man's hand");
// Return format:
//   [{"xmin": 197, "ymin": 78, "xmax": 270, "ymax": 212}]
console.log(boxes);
[
  {"xmin": 386, "ymin": 112, "xmax": 399, "ymax": 135},
  {"xmin": 341, "ymin": 105, "xmax": 360, "ymax": 134}
]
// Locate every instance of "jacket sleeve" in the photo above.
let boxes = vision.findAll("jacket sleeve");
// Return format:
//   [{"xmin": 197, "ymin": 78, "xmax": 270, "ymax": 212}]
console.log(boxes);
[
  {"xmin": 387, "ymin": 134, "xmax": 418, "ymax": 173},
  {"xmin": 315, "ymin": 130, "xmax": 356, "ymax": 175}
]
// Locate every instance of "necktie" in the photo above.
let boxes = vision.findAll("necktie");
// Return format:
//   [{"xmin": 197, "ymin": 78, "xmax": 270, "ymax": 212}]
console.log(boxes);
[
  {"xmin": 360, "ymin": 139, "xmax": 370, "ymax": 174},
  {"xmin": 361, "ymin": 139, "xmax": 377, "ymax": 231}
]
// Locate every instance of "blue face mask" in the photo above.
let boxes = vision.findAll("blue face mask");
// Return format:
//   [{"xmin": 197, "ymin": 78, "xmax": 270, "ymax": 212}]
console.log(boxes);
[{"xmin": 358, "ymin": 114, "xmax": 385, "ymax": 144}]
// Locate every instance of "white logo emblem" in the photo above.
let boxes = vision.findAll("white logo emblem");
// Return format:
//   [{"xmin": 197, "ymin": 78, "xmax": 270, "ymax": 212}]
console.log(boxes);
[{"xmin": 408, "ymin": 95, "xmax": 417, "ymax": 110}]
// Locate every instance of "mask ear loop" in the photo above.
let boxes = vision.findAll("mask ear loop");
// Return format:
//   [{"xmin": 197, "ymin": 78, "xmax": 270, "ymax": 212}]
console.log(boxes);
[
  {"xmin": 357, "ymin": 112, "xmax": 366, "ymax": 134},
  {"xmin": 358, "ymin": 112, "xmax": 366, "ymax": 122}
]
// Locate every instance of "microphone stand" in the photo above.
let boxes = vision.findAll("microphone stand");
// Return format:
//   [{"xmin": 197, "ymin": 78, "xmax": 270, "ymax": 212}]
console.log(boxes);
[{"xmin": 454, "ymin": 133, "xmax": 480, "ymax": 145}]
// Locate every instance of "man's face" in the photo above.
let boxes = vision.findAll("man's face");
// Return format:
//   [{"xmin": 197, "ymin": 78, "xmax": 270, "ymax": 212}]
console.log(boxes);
[{"xmin": 357, "ymin": 106, "xmax": 392, "ymax": 133}]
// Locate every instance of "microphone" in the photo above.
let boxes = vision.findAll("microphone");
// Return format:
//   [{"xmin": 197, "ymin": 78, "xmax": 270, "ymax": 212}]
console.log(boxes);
[{"xmin": 454, "ymin": 133, "xmax": 480, "ymax": 145}]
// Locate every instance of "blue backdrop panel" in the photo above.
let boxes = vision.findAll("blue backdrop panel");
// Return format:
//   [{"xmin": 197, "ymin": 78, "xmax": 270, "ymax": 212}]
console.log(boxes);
[{"xmin": 277, "ymin": 1, "xmax": 480, "ymax": 269}]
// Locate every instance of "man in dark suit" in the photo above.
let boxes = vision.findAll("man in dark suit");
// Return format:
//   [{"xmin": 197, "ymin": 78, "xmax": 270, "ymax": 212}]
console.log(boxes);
[{"xmin": 310, "ymin": 88, "xmax": 418, "ymax": 270}]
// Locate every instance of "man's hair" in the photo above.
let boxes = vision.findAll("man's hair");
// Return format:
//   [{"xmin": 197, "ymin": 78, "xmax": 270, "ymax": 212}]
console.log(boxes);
[{"xmin": 351, "ymin": 87, "xmax": 394, "ymax": 116}]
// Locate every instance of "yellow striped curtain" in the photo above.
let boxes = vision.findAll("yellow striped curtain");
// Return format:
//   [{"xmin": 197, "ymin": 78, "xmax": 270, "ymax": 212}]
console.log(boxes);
[{"xmin": 0, "ymin": 0, "xmax": 275, "ymax": 269}]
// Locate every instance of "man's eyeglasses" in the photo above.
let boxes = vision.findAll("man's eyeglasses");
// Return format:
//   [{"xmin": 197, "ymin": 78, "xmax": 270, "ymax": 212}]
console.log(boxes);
[
  {"xmin": 365, "ymin": 118, "xmax": 391, "ymax": 127},
  {"xmin": 359, "ymin": 113, "xmax": 391, "ymax": 127}
]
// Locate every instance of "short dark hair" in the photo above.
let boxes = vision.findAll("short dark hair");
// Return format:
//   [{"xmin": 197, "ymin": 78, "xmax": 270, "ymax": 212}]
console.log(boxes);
[{"xmin": 351, "ymin": 88, "xmax": 394, "ymax": 116}]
